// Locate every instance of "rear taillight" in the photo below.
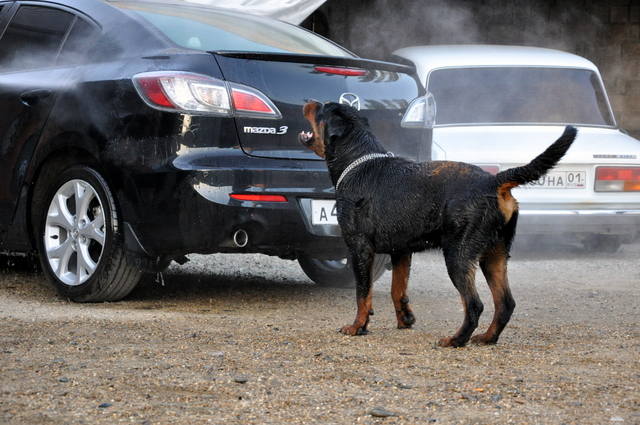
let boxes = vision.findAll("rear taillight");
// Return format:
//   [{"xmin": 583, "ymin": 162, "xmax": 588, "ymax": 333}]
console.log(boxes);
[
  {"xmin": 314, "ymin": 66, "xmax": 368, "ymax": 76},
  {"xmin": 229, "ymin": 85, "xmax": 281, "ymax": 119},
  {"xmin": 136, "ymin": 77, "xmax": 174, "ymax": 108},
  {"xmin": 133, "ymin": 71, "xmax": 231, "ymax": 115},
  {"xmin": 595, "ymin": 166, "xmax": 640, "ymax": 192},
  {"xmin": 401, "ymin": 92, "xmax": 436, "ymax": 129},
  {"xmin": 132, "ymin": 71, "xmax": 281, "ymax": 119}
]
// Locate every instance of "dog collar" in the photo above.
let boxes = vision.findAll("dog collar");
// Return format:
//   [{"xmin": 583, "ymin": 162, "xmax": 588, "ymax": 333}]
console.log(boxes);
[{"xmin": 335, "ymin": 152, "xmax": 394, "ymax": 190}]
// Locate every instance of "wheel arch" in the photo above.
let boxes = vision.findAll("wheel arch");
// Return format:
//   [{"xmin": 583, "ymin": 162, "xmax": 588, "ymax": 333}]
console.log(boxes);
[
  {"xmin": 26, "ymin": 131, "xmax": 151, "ymax": 260},
  {"xmin": 26, "ymin": 132, "xmax": 105, "ymax": 250},
  {"xmin": 27, "ymin": 131, "xmax": 101, "ymax": 183}
]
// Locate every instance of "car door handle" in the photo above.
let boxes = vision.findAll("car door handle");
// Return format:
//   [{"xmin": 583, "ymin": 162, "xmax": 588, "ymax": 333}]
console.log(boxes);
[{"xmin": 19, "ymin": 89, "xmax": 52, "ymax": 106}]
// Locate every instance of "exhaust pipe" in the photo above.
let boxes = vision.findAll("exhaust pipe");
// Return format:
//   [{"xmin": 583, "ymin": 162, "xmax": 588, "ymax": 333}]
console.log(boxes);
[{"xmin": 233, "ymin": 229, "xmax": 248, "ymax": 248}]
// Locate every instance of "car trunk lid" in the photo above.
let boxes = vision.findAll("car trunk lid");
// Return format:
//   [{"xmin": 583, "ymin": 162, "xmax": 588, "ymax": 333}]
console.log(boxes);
[
  {"xmin": 433, "ymin": 125, "xmax": 639, "ymax": 164},
  {"xmin": 433, "ymin": 125, "xmax": 640, "ymax": 205},
  {"xmin": 213, "ymin": 52, "xmax": 426, "ymax": 161}
]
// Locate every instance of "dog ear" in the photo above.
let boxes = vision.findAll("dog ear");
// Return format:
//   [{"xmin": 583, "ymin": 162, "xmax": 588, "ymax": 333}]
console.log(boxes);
[
  {"xmin": 326, "ymin": 114, "xmax": 348, "ymax": 140},
  {"xmin": 324, "ymin": 104, "xmax": 351, "ymax": 141}
]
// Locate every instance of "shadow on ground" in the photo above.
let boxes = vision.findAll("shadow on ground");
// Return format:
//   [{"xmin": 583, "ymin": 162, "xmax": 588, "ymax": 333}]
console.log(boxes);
[{"xmin": 127, "ymin": 271, "xmax": 318, "ymax": 303}]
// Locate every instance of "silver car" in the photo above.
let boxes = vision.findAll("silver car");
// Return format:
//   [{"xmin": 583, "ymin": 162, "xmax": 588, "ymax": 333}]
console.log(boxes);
[{"xmin": 394, "ymin": 45, "xmax": 640, "ymax": 252}]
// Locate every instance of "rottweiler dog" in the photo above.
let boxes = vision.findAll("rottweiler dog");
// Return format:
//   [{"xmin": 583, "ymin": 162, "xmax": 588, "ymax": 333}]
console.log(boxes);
[{"xmin": 299, "ymin": 101, "xmax": 577, "ymax": 347}]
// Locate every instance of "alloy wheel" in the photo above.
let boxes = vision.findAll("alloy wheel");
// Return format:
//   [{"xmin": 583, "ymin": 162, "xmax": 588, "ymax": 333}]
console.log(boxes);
[{"xmin": 44, "ymin": 179, "xmax": 106, "ymax": 286}]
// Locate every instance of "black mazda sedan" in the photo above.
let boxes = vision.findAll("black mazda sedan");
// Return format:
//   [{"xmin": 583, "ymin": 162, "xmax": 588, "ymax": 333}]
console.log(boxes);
[{"xmin": 0, "ymin": 0, "xmax": 427, "ymax": 301}]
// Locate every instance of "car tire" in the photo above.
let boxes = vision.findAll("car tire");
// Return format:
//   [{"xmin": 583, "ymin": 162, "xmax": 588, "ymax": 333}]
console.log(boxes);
[
  {"xmin": 298, "ymin": 253, "xmax": 388, "ymax": 288},
  {"xmin": 32, "ymin": 164, "xmax": 142, "ymax": 302},
  {"xmin": 582, "ymin": 235, "xmax": 622, "ymax": 253}
]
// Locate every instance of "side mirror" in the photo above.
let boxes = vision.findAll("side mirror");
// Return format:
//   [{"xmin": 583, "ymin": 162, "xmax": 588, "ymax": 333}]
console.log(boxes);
[{"xmin": 401, "ymin": 91, "xmax": 437, "ymax": 129}]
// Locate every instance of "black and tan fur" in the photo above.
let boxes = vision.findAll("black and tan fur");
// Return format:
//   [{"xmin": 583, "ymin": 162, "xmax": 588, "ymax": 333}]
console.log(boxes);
[{"xmin": 299, "ymin": 101, "xmax": 577, "ymax": 347}]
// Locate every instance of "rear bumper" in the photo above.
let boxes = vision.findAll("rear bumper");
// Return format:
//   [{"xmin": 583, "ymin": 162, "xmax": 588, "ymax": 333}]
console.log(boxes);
[
  {"xmin": 184, "ymin": 177, "xmax": 348, "ymax": 259},
  {"xmin": 517, "ymin": 208, "xmax": 640, "ymax": 240},
  {"xmin": 123, "ymin": 149, "xmax": 348, "ymax": 259}
]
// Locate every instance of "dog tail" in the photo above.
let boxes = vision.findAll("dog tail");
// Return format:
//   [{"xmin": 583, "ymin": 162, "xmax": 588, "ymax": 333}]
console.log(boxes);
[{"xmin": 495, "ymin": 125, "xmax": 577, "ymax": 187}]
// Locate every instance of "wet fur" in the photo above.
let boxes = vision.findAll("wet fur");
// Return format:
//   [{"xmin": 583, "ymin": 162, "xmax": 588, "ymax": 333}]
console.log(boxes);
[{"xmin": 300, "ymin": 102, "xmax": 577, "ymax": 346}]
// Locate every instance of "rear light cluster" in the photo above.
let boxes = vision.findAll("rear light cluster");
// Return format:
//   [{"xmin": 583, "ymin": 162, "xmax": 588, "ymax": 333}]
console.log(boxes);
[
  {"xmin": 401, "ymin": 92, "xmax": 436, "ymax": 128},
  {"xmin": 595, "ymin": 166, "xmax": 640, "ymax": 192},
  {"xmin": 133, "ymin": 71, "xmax": 281, "ymax": 119},
  {"xmin": 478, "ymin": 165, "xmax": 500, "ymax": 175}
]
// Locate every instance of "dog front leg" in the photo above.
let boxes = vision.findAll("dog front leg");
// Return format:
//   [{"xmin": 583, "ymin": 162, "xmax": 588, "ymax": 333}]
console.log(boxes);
[
  {"xmin": 391, "ymin": 253, "xmax": 415, "ymax": 329},
  {"xmin": 340, "ymin": 241, "xmax": 375, "ymax": 336}
]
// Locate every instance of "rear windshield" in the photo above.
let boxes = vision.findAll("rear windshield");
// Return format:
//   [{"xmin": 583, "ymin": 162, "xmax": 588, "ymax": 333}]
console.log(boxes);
[
  {"xmin": 428, "ymin": 67, "xmax": 615, "ymax": 127},
  {"xmin": 110, "ymin": 1, "xmax": 353, "ymax": 57}
]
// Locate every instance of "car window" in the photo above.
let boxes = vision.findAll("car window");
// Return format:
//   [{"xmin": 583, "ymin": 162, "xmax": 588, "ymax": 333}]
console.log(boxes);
[
  {"xmin": 109, "ymin": 1, "xmax": 353, "ymax": 57},
  {"xmin": 57, "ymin": 18, "xmax": 100, "ymax": 65},
  {"xmin": 428, "ymin": 67, "xmax": 615, "ymax": 127},
  {"xmin": 0, "ymin": 5, "xmax": 74, "ymax": 71}
]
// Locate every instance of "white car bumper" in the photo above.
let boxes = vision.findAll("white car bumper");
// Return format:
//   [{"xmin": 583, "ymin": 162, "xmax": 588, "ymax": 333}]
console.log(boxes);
[{"xmin": 516, "ymin": 209, "xmax": 640, "ymax": 240}]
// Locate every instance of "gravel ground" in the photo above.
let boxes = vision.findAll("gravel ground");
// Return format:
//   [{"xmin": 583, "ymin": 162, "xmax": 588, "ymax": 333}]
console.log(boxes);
[{"xmin": 1, "ymin": 240, "xmax": 639, "ymax": 425}]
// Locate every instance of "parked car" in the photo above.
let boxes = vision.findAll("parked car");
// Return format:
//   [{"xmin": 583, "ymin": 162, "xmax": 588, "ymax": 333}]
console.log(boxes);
[
  {"xmin": 393, "ymin": 44, "xmax": 640, "ymax": 252},
  {"xmin": 0, "ymin": 0, "xmax": 428, "ymax": 300}
]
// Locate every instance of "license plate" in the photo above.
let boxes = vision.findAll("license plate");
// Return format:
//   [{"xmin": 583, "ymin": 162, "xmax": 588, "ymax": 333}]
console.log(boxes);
[
  {"xmin": 311, "ymin": 200, "xmax": 338, "ymax": 225},
  {"xmin": 525, "ymin": 170, "xmax": 586, "ymax": 189}
]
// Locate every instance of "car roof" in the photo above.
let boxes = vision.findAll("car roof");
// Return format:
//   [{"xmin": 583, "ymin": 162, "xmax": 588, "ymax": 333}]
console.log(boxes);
[{"xmin": 393, "ymin": 44, "xmax": 599, "ymax": 83}]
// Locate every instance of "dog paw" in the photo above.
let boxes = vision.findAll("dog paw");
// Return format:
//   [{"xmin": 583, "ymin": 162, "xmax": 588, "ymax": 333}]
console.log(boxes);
[
  {"xmin": 397, "ymin": 311, "xmax": 416, "ymax": 329},
  {"xmin": 437, "ymin": 336, "xmax": 466, "ymax": 348},
  {"xmin": 469, "ymin": 333, "xmax": 497, "ymax": 345},
  {"xmin": 339, "ymin": 324, "xmax": 368, "ymax": 336}
]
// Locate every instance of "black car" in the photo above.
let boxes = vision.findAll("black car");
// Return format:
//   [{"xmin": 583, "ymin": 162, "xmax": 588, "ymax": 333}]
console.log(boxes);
[{"xmin": 0, "ymin": 0, "xmax": 427, "ymax": 301}]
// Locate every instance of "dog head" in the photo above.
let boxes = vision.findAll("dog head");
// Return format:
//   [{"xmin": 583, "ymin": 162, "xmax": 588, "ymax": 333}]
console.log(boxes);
[{"xmin": 299, "ymin": 101, "xmax": 369, "ymax": 159}]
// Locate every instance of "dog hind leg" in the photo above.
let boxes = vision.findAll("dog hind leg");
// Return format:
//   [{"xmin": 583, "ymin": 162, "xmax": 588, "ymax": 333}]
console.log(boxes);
[
  {"xmin": 340, "ymin": 238, "xmax": 375, "ymax": 336},
  {"xmin": 438, "ymin": 249, "xmax": 483, "ymax": 348},
  {"xmin": 391, "ymin": 253, "xmax": 415, "ymax": 329},
  {"xmin": 470, "ymin": 245, "xmax": 516, "ymax": 345}
]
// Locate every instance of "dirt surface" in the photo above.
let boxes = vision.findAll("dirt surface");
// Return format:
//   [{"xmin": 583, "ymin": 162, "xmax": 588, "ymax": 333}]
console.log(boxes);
[{"xmin": 1, "ymin": 241, "xmax": 639, "ymax": 425}]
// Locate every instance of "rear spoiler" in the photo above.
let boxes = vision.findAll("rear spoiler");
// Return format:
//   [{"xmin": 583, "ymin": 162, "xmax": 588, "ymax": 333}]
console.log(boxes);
[{"xmin": 211, "ymin": 51, "xmax": 416, "ymax": 74}]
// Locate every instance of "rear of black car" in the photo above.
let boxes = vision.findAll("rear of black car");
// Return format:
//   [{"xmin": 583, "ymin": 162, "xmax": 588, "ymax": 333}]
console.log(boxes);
[
  {"xmin": 111, "ymin": 4, "xmax": 426, "ymax": 253},
  {"xmin": 0, "ymin": 0, "xmax": 425, "ymax": 300}
]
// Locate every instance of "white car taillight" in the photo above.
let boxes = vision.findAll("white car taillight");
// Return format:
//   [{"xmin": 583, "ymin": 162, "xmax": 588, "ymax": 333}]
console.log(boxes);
[
  {"xmin": 478, "ymin": 165, "xmax": 500, "ymax": 175},
  {"xmin": 132, "ymin": 71, "xmax": 281, "ymax": 119},
  {"xmin": 595, "ymin": 166, "xmax": 640, "ymax": 192},
  {"xmin": 401, "ymin": 92, "xmax": 436, "ymax": 128}
]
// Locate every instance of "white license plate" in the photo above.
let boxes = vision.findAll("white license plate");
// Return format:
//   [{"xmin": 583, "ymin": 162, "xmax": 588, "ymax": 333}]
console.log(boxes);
[
  {"xmin": 525, "ymin": 170, "xmax": 586, "ymax": 189},
  {"xmin": 311, "ymin": 200, "xmax": 338, "ymax": 225}
]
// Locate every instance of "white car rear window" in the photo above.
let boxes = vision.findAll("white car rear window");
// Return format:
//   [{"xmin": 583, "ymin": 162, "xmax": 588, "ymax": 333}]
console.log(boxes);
[{"xmin": 428, "ymin": 67, "xmax": 614, "ymax": 127}]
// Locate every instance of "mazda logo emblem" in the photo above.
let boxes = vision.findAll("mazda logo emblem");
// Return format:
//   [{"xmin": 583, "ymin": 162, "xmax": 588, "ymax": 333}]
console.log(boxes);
[{"xmin": 339, "ymin": 93, "xmax": 361, "ymax": 111}]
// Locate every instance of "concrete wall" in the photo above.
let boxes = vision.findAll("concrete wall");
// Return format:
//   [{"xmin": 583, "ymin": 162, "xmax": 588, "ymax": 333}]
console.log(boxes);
[{"xmin": 303, "ymin": 0, "xmax": 640, "ymax": 136}]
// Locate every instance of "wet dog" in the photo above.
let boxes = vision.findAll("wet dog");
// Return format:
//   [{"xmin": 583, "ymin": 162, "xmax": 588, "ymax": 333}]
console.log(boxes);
[{"xmin": 299, "ymin": 101, "xmax": 576, "ymax": 347}]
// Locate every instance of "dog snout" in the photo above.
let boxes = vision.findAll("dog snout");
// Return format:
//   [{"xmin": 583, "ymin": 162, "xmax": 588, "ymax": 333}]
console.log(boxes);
[{"xmin": 298, "ymin": 130, "xmax": 314, "ymax": 146}]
